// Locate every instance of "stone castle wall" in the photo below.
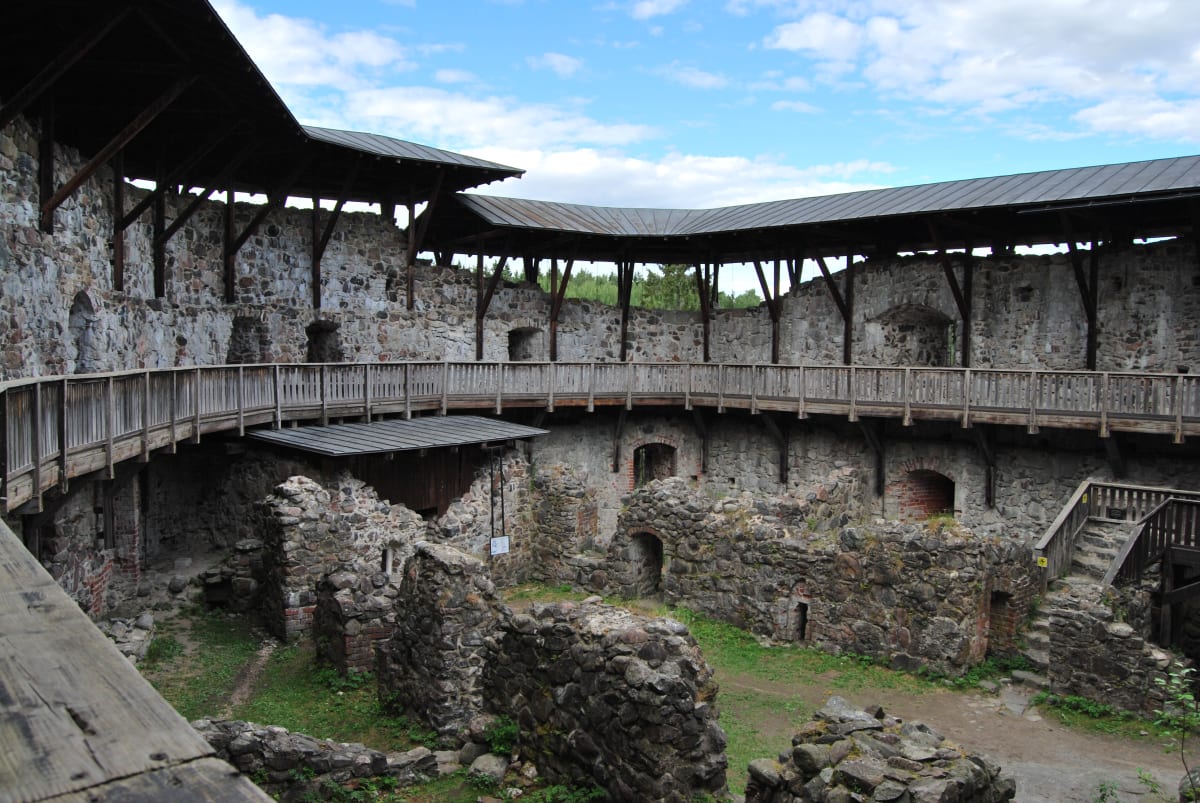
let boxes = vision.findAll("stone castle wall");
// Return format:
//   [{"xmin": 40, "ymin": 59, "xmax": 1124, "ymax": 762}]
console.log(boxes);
[{"xmin": 5, "ymin": 111, "xmax": 1200, "ymax": 383}]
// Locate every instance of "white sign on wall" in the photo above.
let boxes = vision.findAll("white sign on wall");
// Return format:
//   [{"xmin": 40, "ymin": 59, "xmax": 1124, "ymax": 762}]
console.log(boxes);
[{"xmin": 490, "ymin": 536, "xmax": 510, "ymax": 556}]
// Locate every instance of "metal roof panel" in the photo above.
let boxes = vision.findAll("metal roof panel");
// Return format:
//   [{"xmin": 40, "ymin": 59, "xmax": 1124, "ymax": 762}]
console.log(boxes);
[{"xmin": 248, "ymin": 415, "xmax": 549, "ymax": 457}]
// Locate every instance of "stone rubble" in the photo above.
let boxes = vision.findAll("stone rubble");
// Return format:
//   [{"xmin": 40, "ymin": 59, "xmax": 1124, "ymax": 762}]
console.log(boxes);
[
  {"xmin": 192, "ymin": 718, "xmax": 437, "ymax": 798},
  {"xmin": 744, "ymin": 696, "xmax": 1016, "ymax": 803},
  {"xmin": 98, "ymin": 612, "xmax": 155, "ymax": 663}
]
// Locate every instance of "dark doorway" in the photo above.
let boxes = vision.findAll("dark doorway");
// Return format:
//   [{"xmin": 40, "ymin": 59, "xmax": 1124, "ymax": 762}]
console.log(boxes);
[
  {"xmin": 306, "ymin": 319, "xmax": 343, "ymax": 363},
  {"xmin": 634, "ymin": 443, "xmax": 677, "ymax": 487},
  {"xmin": 629, "ymin": 532, "xmax": 664, "ymax": 597},
  {"xmin": 227, "ymin": 315, "xmax": 270, "ymax": 363},
  {"xmin": 507, "ymin": 327, "xmax": 543, "ymax": 361},
  {"xmin": 988, "ymin": 591, "xmax": 1016, "ymax": 654}
]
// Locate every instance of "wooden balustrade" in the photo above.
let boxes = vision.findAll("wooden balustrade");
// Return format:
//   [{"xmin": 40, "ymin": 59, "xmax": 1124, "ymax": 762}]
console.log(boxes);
[{"xmin": 3, "ymin": 361, "xmax": 1200, "ymax": 513}]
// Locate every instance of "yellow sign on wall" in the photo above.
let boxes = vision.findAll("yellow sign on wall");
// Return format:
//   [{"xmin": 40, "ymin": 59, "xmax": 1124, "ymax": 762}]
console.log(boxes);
[{"xmin": 1036, "ymin": 556, "xmax": 1048, "ymax": 567}]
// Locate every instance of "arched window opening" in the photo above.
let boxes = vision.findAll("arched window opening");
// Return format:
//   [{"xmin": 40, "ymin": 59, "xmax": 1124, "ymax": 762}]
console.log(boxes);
[
  {"xmin": 629, "ymin": 532, "xmax": 664, "ymax": 597},
  {"xmin": 69, "ymin": 289, "xmax": 103, "ymax": 374},
  {"xmin": 868, "ymin": 304, "xmax": 954, "ymax": 367},
  {"xmin": 507, "ymin": 327, "xmax": 543, "ymax": 361},
  {"xmin": 897, "ymin": 469, "xmax": 955, "ymax": 521},
  {"xmin": 634, "ymin": 443, "xmax": 677, "ymax": 487}
]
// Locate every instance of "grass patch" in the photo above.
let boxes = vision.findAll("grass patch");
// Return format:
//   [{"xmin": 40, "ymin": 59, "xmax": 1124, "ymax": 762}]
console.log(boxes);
[
  {"xmin": 140, "ymin": 608, "xmax": 260, "ymax": 721},
  {"xmin": 671, "ymin": 607, "xmax": 933, "ymax": 695},
  {"xmin": 504, "ymin": 582, "xmax": 589, "ymax": 603},
  {"xmin": 1032, "ymin": 692, "xmax": 1168, "ymax": 741},
  {"xmin": 233, "ymin": 641, "xmax": 437, "ymax": 750}
]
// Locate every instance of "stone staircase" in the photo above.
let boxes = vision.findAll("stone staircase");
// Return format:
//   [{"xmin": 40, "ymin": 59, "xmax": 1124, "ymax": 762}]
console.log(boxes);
[{"xmin": 1019, "ymin": 520, "xmax": 1133, "ymax": 677}]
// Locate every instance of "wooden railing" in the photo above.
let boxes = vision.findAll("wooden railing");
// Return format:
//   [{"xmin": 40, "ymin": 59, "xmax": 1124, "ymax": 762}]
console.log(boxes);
[
  {"xmin": 1105, "ymin": 497, "xmax": 1200, "ymax": 586},
  {"xmin": 1035, "ymin": 478, "xmax": 1200, "ymax": 589},
  {"xmin": 5, "ymin": 361, "xmax": 1200, "ymax": 513}
]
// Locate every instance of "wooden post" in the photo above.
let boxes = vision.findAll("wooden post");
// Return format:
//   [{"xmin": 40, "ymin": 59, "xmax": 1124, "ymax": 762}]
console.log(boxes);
[
  {"xmin": 153, "ymin": 160, "xmax": 167, "ymax": 298},
  {"xmin": 38, "ymin": 99, "xmax": 54, "ymax": 234},
  {"xmin": 31, "ymin": 384, "xmax": 43, "ymax": 511},
  {"xmin": 223, "ymin": 188, "xmax": 236, "ymax": 303},
  {"xmin": 694, "ymin": 263, "xmax": 712, "ymax": 363},
  {"xmin": 406, "ymin": 199, "xmax": 417, "ymax": 310},
  {"xmin": 843, "ymin": 253, "xmax": 855, "ymax": 365}
]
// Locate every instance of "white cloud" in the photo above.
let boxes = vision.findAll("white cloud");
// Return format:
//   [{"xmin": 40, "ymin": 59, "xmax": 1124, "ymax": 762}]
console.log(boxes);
[
  {"xmin": 771, "ymin": 100, "xmax": 821, "ymax": 113},
  {"xmin": 1075, "ymin": 97, "xmax": 1200, "ymax": 142},
  {"xmin": 467, "ymin": 147, "xmax": 895, "ymax": 209},
  {"xmin": 764, "ymin": 12, "xmax": 864, "ymax": 63},
  {"xmin": 212, "ymin": 0, "xmax": 413, "ymax": 90},
  {"xmin": 345, "ymin": 86, "xmax": 657, "ymax": 151},
  {"xmin": 654, "ymin": 61, "xmax": 730, "ymax": 89},
  {"xmin": 749, "ymin": 73, "xmax": 812, "ymax": 92},
  {"xmin": 745, "ymin": 0, "xmax": 1200, "ymax": 142},
  {"xmin": 434, "ymin": 69, "xmax": 477, "ymax": 84},
  {"xmin": 528, "ymin": 52, "xmax": 584, "ymax": 77},
  {"xmin": 631, "ymin": 0, "xmax": 689, "ymax": 20}
]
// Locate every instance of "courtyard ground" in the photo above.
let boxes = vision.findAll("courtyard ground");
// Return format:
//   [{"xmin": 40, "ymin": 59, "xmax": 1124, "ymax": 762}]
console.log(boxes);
[{"xmin": 138, "ymin": 594, "xmax": 1188, "ymax": 802}]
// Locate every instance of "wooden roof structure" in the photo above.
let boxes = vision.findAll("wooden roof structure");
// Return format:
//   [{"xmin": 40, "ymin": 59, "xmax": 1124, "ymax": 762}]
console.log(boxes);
[
  {"xmin": 425, "ymin": 154, "xmax": 1200, "ymax": 264},
  {"xmin": 0, "ymin": 1, "xmax": 520, "ymax": 206}
]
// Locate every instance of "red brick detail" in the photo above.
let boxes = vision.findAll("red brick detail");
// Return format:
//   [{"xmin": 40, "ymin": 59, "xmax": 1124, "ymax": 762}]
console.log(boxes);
[
  {"xmin": 627, "ymin": 437, "xmax": 681, "ymax": 491},
  {"xmin": 892, "ymin": 469, "xmax": 955, "ymax": 521}
]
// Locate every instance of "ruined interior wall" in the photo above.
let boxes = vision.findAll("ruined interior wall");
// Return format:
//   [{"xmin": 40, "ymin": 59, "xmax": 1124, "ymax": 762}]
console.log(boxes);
[
  {"xmin": 609, "ymin": 477, "xmax": 1035, "ymax": 673},
  {"xmin": 257, "ymin": 474, "xmax": 426, "ymax": 640},
  {"xmin": 375, "ymin": 543, "xmax": 729, "ymax": 799},
  {"xmin": 489, "ymin": 600, "xmax": 728, "ymax": 801}
]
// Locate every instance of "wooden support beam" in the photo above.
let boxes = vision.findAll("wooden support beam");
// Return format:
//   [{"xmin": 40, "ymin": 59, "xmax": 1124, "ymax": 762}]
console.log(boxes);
[
  {"xmin": 524, "ymin": 255, "xmax": 540, "ymax": 285},
  {"xmin": 118, "ymin": 128, "xmax": 235, "ymax": 232},
  {"xmin": 411, "ymin": 172, "xmax": 444, "ymax": 262},
  {"xmin": 1062, "ymin": 214, "xmax": 1099, "ymax": 370},
  {"xmin": 971, "ymin": 426, "xmax": 996, "ymax": 508},
  {"xmin": 549, "ymin": 254, "xmax": 576, "ymax": 362},
  {"xmin": 844, "ymin": 253, "xmax": 856, "ymax": 365},
  {"xmin": 858, "ymin": 420, "xmax": 884, "ymax": 497},
  {"xmin": 760, "ymin": 414, "xmax": 789, "ymax": 485},
  {"xmin": 752, "ymin": 260, "xmax": 782, "ymax": 364},
  {"xmin": 694, "ymin": 263, "xmax": 712, "ymax": 363},
  {"xmin": 111, "ymin": 152, "xmax": 125, "ymax": 291},
  {"xmin": 40, "ymin": 75, "xmax": 197, "ymax": 231},
  {"xmin": 311, "ymin": 158, "xmax": 363, "ymax": 310},
  {"xmin": 612, "ymin": 408, "xmax": 628, "ymax": 473},
  {"xmin": 618, "ymin": 259, "xmax": 635, "ymax": 362},
  {"xmin": 406, "ymin": 199, "xmax": 417, "ymax": 309},
  {"xmin": 929, "ymin": 222, "xmax": 973, "ymax": 367},
  {"xmin": 0, "ymin": 8, "xmax": 132, "ymax": 132},
  {"xmin": 476, "ymin": 253, "xmax": 508, "ymax": 360}
]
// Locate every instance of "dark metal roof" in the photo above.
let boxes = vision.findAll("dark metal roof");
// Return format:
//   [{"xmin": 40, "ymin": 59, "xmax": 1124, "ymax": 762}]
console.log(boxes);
[
  {"xmin": 0, "ymin": 1, "xmax": 520, "ymax": 206},
  {"xmin": 424, "ymin": 155, "xmax": 1200, "ymax": 262},
  {"xmin": 247, "ymin": 415, "xmax": 549, "ymax": 457},
  {"xmin": 304, "ymin": 126, "xmax": 520, "ymax": 175}
]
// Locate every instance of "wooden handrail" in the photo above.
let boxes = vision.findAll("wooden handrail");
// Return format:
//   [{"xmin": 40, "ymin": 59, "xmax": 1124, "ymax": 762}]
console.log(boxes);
[{"xmin": 3, "ymin": 361, "xmax": 1200, "ymax": 513}]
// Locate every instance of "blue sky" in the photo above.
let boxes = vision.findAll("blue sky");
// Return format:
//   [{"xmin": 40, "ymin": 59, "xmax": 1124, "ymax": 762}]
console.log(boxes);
[{"xmin": 212, "ymin": 0, "xmax": 1200, "ymax": 287}]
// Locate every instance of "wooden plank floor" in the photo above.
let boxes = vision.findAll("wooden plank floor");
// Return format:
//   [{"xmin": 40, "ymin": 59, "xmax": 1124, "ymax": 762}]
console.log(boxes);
[{"xmin": 0, "ymin": 521, "xmax": 270, "ymax": 803}]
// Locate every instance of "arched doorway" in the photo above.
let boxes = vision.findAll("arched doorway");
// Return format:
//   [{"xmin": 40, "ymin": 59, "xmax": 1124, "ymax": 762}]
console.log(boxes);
[
  {"xmin": 634, "ymin": 443, "xmax": 677, "ymax": 487},
  {"xmin": 896, "ymin": 469, "xmax": 955, "ymax": 520},
  {"xmin": 629, "ymin": 532, "xmax": 664, "ymax": 597},
  {"xmin": 227, "ymin": 315, "xmax": 270, "ymax": 364},
  {"xmin": 68, "ymin": 289, "xmax": 103, "ymax": 373}
]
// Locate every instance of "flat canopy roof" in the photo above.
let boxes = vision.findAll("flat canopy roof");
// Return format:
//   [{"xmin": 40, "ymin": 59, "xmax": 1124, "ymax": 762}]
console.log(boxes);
[
  {"xmin": 248, "ymin": 415, "xmax": 549, "ymax": 457},
  {"xmin": 425, "ymin": 154, "xmax": 1200, "ymax": 262}
]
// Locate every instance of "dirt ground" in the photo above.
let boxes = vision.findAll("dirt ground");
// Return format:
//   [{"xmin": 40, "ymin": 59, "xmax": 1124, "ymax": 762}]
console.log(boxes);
[{"xmin": 721, "ymin": 671, "xmax": 1184, "ymax": 803}]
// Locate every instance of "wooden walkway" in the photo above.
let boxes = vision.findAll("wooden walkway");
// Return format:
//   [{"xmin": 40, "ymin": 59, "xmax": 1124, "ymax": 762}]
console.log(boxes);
[
  {"xmin": 0, "ymin": 518, "xmax": 269, "ymax": 801},
  {"xmin": 4, "ymin": 361, "xmax": 1199, "ymax": 514}
]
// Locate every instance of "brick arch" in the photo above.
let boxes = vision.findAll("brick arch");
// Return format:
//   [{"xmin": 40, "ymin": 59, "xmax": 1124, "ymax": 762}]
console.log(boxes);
[
  {"xmin": 627, "ymin": 436, "xmax": 680, "ymax": 491},
  {"xmin": 888, "ymin": 460, "xmax": 956, "ymax": 521}
]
